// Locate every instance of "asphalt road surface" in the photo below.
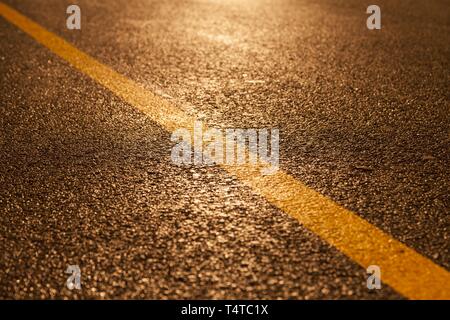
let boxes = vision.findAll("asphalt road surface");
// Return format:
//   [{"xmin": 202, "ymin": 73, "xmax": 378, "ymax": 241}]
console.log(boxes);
[{"xmin": 0, "ymin": 0, "xmax": 449, "ymax": 299}]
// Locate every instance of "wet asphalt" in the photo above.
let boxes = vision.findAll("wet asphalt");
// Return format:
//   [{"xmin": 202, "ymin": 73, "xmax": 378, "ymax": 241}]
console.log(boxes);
[{"xmin": 0, "ymin": 0, "xmax": 448, "ymax": 299}]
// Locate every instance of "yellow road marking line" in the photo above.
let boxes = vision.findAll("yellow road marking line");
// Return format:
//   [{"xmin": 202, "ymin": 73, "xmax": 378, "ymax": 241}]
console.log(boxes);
[{"xmin": 1, "ymin": 2, "xmax": 449, "ymax": 300}]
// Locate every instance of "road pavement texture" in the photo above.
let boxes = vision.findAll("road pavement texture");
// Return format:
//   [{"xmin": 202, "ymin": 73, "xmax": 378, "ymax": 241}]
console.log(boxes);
[{"xmin": 0, "ymin": 0, "xmax": 449, "ymax": 299}]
